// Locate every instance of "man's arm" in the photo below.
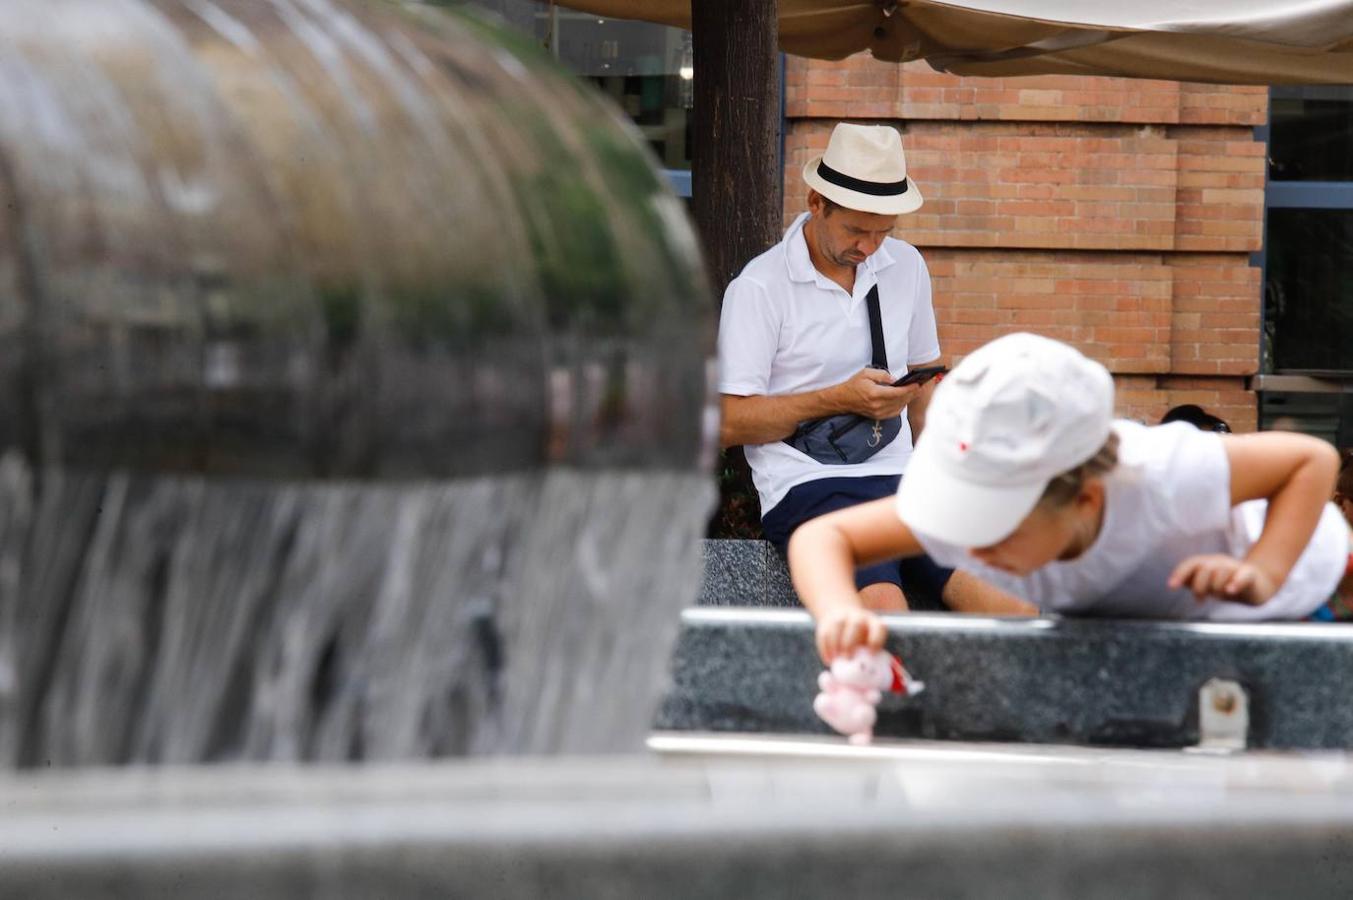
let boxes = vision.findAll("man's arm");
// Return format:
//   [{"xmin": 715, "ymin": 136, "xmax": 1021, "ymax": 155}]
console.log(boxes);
[
  {"xmin": 720, "ymin": 370, "xmax": 924, "ymax": 449},
  {"xmin": 720, "ymin": 391, "xmax": 844, "ymax": 449}
]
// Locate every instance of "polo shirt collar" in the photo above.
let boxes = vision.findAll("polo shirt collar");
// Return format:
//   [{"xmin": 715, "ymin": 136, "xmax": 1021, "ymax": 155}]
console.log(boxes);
[
  {"xmin": 783, "ymin": 211, "xmax": 897, "ymax": 288},
  {"xmin": 785, "ymin": 213, "xmax": 817, "ymax": 284}
]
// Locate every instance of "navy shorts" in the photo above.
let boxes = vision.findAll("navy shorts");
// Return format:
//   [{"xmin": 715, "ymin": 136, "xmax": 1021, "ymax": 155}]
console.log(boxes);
[{"xmin": 760, "ymin": 474, "xmax": 953, "ymax": 612}]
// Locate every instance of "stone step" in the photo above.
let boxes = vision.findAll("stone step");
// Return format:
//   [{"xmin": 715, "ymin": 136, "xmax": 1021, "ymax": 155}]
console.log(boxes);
[
  {"xmin": 696, "ymin": 537, "xmax": 956, "ymax": 610},
  {"xmin": 698, "ymin": 539, "xmax": 798, "ymax": 607},
  {"xmin": 656, "ymin": 608, "xmax": 1353, "ymax": 751},
  {"xmin": 6, "ymin": 751, "xmax": 1353, "ymax": 898}
]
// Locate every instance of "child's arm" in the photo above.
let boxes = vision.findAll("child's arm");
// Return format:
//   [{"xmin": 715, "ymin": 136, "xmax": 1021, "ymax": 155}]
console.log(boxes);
[
  {"xmin": 788, "ymin": 497, "xmax": 926, "ymax": 663},
  {"xmin": 1169, "ymin": 432, "xmax": 1341, "ymax": 604}
]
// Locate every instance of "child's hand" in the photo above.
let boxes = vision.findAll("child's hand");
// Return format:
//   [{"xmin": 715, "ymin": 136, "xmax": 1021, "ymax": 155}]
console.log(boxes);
[
  {"xmin": 815, "ymin": 604, "xmax": 886, "ymax": 665},
  {"xmin": 1168, "ymin": 554, "xmax": 1279, "ymax": 606}
]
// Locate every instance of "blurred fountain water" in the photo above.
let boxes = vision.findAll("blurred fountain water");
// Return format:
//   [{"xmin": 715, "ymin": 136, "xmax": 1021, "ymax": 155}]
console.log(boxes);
[
  {"xmin": 0, "ymin": 0, "xmax": 715, "ymax": 766},
  {"xmin": 0, "ymin": 463, "xmax": 710, "ymax": 765}
]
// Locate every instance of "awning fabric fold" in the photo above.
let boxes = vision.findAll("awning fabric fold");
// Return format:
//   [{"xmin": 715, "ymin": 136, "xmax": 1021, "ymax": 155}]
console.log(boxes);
[{"xmin": 556, "ymin": 0, "xmax": 1353, "ymax": 84}]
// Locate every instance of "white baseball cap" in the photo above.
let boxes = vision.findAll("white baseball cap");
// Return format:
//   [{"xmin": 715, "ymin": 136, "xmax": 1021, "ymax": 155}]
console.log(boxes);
[
  {"xmin": 896, "ymin": 333, "xmax": 1115, "ymax": 548},
  {"xmin": 802, "ymin": 123, "xmax": 923, "ymax": 216}
]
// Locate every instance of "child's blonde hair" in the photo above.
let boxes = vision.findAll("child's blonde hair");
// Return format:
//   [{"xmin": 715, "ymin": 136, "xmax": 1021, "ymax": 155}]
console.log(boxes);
[{"xmin": 1038, "ymin": 432, "xmax": 1120, "ymax": 509}]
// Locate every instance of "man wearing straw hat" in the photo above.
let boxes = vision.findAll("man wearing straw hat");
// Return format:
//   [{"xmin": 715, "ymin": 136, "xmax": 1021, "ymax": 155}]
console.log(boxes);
[{"xmin": 718, "ymin": 122, "xmax": 1025, "ymax": 614}]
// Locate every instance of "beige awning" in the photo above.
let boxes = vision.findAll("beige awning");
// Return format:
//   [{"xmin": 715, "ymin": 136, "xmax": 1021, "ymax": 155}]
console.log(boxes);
[{"xmin": 559, "ymin": 0, "xmax": 1353, "ymax": 84}]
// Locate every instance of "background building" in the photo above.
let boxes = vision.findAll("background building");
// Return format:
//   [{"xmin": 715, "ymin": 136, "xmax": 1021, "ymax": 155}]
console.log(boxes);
[
  {"xmin": 461, "ymin": 2, "xmax": 1353, "ymax": 448},
  {"xmin": 787, "ymin": 56, "xmax": 1269, "ymax": 433}
]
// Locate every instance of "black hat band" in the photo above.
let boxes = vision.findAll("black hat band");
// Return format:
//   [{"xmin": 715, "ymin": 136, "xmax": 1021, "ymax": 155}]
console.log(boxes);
[{"xmin": 817, "ymin": 160, "xmax": 909, "ymax": 197}]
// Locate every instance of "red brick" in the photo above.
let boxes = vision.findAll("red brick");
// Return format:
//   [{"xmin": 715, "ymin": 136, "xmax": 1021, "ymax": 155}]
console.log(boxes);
[{"xmin": 782, "ymin": 59, "xmax": 1267, "ymax": 413}]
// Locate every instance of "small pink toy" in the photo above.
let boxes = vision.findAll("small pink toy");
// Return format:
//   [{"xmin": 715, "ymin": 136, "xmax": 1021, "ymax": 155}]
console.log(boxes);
[{"xmin": 813, "ymin": 648, "xmax": 924, "ymax": 745}]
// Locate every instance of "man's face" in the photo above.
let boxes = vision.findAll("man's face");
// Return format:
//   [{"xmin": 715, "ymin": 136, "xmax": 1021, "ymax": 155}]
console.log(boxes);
[{"xmin": 807, "ymin": 192, "xmax": 898, "ymax": 269}]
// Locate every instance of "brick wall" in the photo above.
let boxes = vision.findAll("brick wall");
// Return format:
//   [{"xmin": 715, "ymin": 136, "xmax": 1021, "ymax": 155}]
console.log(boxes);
[{"xmin": 785, "ymin": 55, "xmax": 1267, "ymax": 432}]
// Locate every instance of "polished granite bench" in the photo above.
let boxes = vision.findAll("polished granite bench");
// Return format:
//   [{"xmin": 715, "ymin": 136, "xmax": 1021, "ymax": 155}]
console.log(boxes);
[{"xmin": 682, "ymin": 542, "xmax": 1353, "ymax": 751}]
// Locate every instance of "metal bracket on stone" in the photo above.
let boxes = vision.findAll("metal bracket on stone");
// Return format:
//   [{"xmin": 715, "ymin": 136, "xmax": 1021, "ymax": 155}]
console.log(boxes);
[{"xmin": 1194, "ymin": 678, "xmax": 1250, "ymax": 752}]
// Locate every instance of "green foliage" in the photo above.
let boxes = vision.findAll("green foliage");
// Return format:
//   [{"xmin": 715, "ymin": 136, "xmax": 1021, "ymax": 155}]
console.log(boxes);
[
  {"xmin": 411, "ymin": 1, "xmax": 555, "ymax": 72},
  {"xmin": 502, "ymin": 111, "xmax": 627, "ymax": 332},
  {"xmin": 708, "ymin": 448, "xmax": 762, "ymax": 539},
  {"xmin": 318, "ymin": 283, "xmax": 362, "ymax": 348},
  {"xmin": 581, "ymin": 124, "xmax": 701, "ymax": 314}
]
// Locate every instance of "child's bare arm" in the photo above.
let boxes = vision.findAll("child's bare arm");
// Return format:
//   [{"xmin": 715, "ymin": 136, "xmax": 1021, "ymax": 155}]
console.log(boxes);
[
  {"xmin": 788, "ymin": 497, "xmax": 925, "ymax": 662},
  {"xmin": 1170, "ymin": 432, "xmax": 1340, "ymax": 604}
]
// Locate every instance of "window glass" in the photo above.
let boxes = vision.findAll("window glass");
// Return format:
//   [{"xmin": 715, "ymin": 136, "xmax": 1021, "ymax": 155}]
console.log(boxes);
[
  {"xmin": 1264, "ymin": 208, "xmax": 1353, "ymax": 373},
  {"xmin": 457, "ymin": 1, "xmax": 693, "ymax": 170},
  {"xmin": 1259, "ymin": 391, "xmax": 1353, "ymax": 447},
  {"xmin": 1269, "ymin": 86, "xmax": 1353, "ymax": 181}
]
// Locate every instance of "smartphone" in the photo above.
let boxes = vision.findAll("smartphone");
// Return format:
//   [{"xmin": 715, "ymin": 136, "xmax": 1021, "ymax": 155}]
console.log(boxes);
[{"xmin": 892, "ymin": 365, "xmax": 947, "ymax": 387}]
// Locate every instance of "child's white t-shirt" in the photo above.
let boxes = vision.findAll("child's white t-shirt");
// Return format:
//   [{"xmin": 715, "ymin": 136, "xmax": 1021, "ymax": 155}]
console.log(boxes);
[{"xmin": 910, "ymin": 420, "xmax": 1351, "ymax": 621}]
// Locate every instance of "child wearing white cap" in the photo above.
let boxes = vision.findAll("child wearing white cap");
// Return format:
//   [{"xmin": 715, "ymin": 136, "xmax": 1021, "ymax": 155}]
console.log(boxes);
[{"xmin": 788, "ymin": 332, "xmax": 1353, "ymax": 664}]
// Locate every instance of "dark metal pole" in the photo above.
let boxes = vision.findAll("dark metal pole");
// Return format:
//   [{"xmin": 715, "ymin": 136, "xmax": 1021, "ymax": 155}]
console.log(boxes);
[{"xmin": 691, "ymin": 0, "xmax": 781, "ymax": 299}]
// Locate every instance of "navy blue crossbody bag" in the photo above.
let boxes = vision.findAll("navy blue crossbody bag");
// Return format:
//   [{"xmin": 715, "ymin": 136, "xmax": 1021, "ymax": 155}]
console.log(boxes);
[{"xmin": 783, "ymin": 284, "xmax": 902, "ymax": 465}]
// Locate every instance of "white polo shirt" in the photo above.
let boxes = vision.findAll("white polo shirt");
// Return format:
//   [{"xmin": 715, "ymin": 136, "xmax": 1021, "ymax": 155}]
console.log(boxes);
[{"xmin": 717, "ymin": 212, "xmax": 941, "ymax": 515}]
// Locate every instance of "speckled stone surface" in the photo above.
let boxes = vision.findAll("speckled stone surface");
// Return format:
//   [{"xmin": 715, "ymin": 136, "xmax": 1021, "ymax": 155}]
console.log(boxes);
[
  {"xmin": 697, "ymin": 540, "xmax": 799, "ymax": 607},
  {"xmin": 762, "ymin": 547, "xmax": 798, "ymax": 607},
  {"xmin": 656, "ymin": 609, "xmax": 1353, "ymax": 750}
]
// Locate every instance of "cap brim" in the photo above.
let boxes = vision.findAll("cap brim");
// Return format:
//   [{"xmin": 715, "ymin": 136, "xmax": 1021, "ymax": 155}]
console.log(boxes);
[
  {"xmin": 895, "ymin": 436, "xmax": 1045, "ymax": 548},
  {"xmin": 802, "ymin": 155, "xmax": 923, "ymax": 216}
]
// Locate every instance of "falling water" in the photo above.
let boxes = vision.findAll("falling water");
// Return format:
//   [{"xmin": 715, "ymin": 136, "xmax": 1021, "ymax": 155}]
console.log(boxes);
[
  {"xmin": 0, "ymin": 0, "xmax": 716, "ymax": 766},
  {"xmin": 0, "ymin": 461, "xmax": 712, "ymax": 765}
]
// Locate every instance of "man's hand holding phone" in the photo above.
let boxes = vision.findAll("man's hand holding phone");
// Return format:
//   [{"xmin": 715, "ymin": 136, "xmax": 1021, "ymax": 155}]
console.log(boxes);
[{"xmin": 838, "ymin": 368, "xmax": 918, "ymax": 419}]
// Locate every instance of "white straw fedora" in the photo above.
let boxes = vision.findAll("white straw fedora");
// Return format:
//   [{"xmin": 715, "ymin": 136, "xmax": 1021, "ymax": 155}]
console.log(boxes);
[{"xmin": 802, "ymin": 123, "xmax": 923, "ymax": 216}]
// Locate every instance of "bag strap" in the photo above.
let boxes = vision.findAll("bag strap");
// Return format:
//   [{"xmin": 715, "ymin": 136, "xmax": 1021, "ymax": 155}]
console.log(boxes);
[
  {"xmin": 783, "ymin": 282, "xmax": 888, "ymax": 451},
  {"xmin": 866, "ymin": 283, "xmax": 888, "ymax": 370}
]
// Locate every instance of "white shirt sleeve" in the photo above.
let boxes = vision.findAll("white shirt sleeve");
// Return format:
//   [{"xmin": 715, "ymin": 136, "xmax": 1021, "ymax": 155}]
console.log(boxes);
[
  {"xmin": 906, "ymin": 252, "xmax": 941, "ymax": 364},
  {"xmin": 717, "ymin": 276, "xmax": 780, "ymax": 396}
]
